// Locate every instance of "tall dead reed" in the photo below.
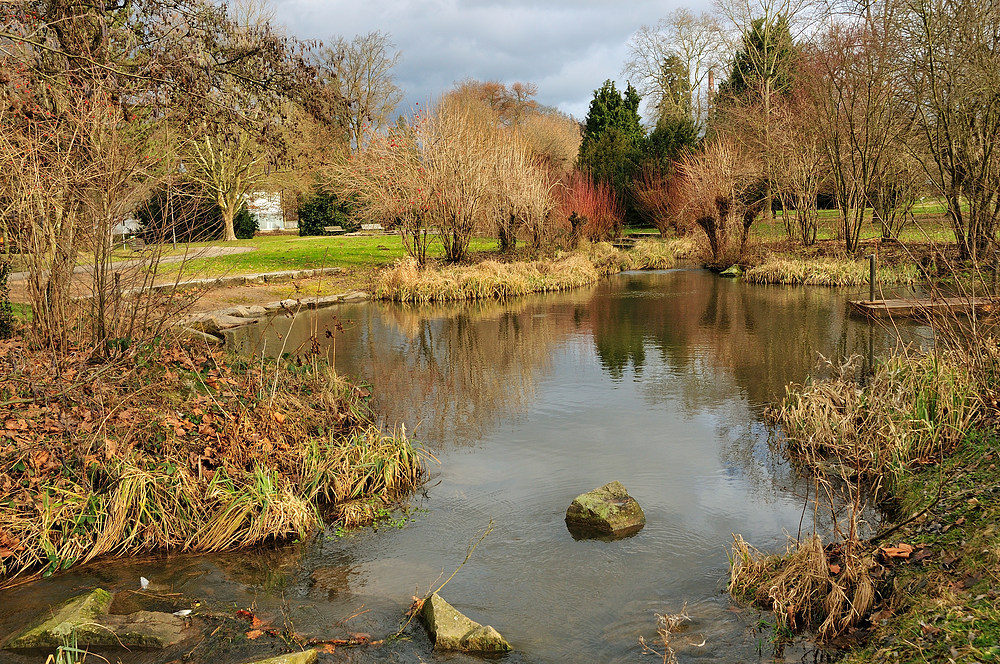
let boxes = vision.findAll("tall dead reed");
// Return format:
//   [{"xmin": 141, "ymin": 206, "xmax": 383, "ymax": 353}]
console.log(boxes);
[
  {"xmin": 0, "ymin": 340, "xmax": 424, "ymax": 587},
  {"xmin": 776, "ymin": 352, "xmax": 979, "ymax": 493},
  {"xmin": 730, "ymin": 534, "xmax": 878, "ymax": 641}
]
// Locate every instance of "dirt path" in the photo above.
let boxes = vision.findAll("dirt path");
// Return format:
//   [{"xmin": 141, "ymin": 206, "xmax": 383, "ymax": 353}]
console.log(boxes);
[{"xmin": 7, "ymin": 246, "xmax": 256, "ymax": 281}]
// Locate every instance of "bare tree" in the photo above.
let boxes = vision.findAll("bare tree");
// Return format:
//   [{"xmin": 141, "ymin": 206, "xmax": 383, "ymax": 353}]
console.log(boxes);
[
  {"xmin": 447, "ymin": 79, "xmax": 540, "ymax": 127},
  {"xmin": 324, "ymin": 31, "xmax": 403, "ymax": 151},
  {"xmin": 771, "ymin": 94, "xmax": 825, "ymax": 245},
  {"xmin": 518, "ymin": 109, "xmax": 582, "ymax": 176},
  {"xmin": 904, "ymin": 0, "xmax": 1000, "ymax": 260},
  {"xmin": 623, "ymin": 9, "xmax": 724, "ymax": 127},
  {"xmin": 801, "ymin": 13, "xmax": 905, "ymax": 253},
  {"xmin": 0, "ymin": 0, "xmax": 337, "ymax": 348},
  {"xmin": 714, "ymin": 0, "xmax": 826, "ymax": 221}
]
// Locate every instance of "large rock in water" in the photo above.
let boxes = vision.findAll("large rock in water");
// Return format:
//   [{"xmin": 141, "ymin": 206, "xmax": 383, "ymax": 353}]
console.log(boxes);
[
  {"xmin": 3, "ymin": 588, "xmax": 193, "ymax": 650},
  {"xmin": 420, "ymin": 593, "xmax": 511, "ymax": 653},
  {"xmin": 565, "ymin": 481, "xmax": 645, "ymax": 539}
]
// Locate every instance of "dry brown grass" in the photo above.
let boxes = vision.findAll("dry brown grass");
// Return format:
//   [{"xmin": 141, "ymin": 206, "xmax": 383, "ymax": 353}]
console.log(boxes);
[
  {"xmin": 0, "ymin": 338, "xmax": 424, "ymax": 587},
  {"xmin": 743, "ymin": 255, "xmax": 919, "ymax": 286},
  {"xmin": 775, "ymin": 352, "xmax": 979, "ymax": 493},
  {"xmin": 372, "ymin": 240, "xmax": 689, "ymax": 303},
  {"xmin": 730, "ymin": 534, "xmax": 879, "ymax": 641}
]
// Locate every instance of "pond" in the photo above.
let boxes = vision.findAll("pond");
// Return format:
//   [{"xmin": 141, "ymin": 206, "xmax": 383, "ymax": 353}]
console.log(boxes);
[{"xmin": 0, "ymin": 269, "xmax": 929, "ymax": 663}]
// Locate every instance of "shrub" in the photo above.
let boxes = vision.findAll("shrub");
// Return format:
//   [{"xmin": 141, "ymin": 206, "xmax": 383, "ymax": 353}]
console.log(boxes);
[
  {"xmin": 233, "ymin": 204, "xmax": 257, "ymax": 239},
  {"xmin": 297, "ymin": 190, "xmax": 356, "ymax": 236},
  {"xmin": 553, "ymin": 171, "xmax": 624, "ymax": 242},
  {"xmin": 672, "ymin": 140, "xmax": 764, "ymax": 268},
  {"xmin": 632, "ymin": 163, "xmax": 686, "ymax": 235}
]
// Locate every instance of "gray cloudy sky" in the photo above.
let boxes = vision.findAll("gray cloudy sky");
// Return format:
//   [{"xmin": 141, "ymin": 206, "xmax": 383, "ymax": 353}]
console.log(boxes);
[{"xmin": 270, "ymin": 0, "xmax": 704, "ymax": 120}]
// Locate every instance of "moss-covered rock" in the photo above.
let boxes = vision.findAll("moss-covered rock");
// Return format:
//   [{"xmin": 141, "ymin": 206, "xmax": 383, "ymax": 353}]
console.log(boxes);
[
  {"xmin": 420, "ymin": 592, "xmax": 511, "ymax": 653},
  {"xmin": 565, "ymin": 480, "xmax": 645, "ymax": 539},
  {"xmin": 2, "ymin": 588, "xmax": 192, "ymax": 650},
  {"xmin": 242, "ymin": 650, "xmax": 318, "ymax": 664}
]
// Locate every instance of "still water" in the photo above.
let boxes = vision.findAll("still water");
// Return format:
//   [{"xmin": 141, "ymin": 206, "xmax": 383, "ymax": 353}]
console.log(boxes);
[{"xmin": 0, "ymin": 269, "xmax": 927, "ymax": 663}]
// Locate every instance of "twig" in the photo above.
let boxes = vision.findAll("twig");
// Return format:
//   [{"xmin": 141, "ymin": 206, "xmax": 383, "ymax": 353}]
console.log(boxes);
[{"xmin": 393, "ymin": 519, "xmax": 494, "ymax": 638}]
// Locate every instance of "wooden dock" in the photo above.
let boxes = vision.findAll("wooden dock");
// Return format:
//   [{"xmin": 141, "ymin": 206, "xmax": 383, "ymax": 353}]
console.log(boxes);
[{"xmin": 849, "ymin": 297, "xmax": 998, "ymax": 318}]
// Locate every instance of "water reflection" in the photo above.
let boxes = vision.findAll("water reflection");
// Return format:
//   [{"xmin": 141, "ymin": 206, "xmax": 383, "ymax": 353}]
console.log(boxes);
[{"xmin": 2, "ymin": 271, "xmax": 931, "ymax": 664}]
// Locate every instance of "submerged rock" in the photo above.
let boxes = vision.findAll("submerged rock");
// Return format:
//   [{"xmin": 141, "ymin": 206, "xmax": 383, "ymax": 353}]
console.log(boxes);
[
  {"xmin": 3, "ymin": 588, "xmax": 193, "ymax": 651},
  {"xmin": 565, "ymin": 480, "xmax": 645, "ymax": 539},
  {"xmin": 420, "ymin": 593, "xmax": 511, "ymax": 653}
]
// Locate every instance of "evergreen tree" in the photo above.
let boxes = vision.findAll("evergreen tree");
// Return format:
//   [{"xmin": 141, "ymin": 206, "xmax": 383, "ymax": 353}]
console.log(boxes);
[
  {"xmin": 719, "ymin": 15, "xmax": 796, "ymax": 102},
  {"xmin": 579, "ymin": 80, "xmax": 645, "ymax": 158},
  {"xmin": 644, "ymin": 114, "xmax": 699, "ymax": 169},
  {"xmin": 577, "ymin": 80, "xmax": 646, "ymax": 221},
  {"xmin": 654, "ymin": 55, "xmax": 693, "ymax": 123}
]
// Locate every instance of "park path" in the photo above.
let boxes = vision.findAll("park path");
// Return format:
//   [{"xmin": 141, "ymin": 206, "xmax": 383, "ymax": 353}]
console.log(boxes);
[{"xmin": 7, "ymin": 246, "xmax": 256, "ymax": 281}]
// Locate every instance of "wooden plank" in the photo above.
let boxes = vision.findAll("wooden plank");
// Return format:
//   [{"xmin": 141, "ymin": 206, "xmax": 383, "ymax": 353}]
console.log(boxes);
[{"xmin": 849, "ymin": 297, "xmax": 997, "ymax": 318}]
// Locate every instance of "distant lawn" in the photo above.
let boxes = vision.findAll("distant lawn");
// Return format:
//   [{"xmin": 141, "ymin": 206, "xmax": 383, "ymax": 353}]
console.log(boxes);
[
  {"xmin": 156, "ymin": 233, "xmax": 497, "ymax": 281},
  {"xmin": 752, "ymin": 201, "xmax": 954, "ymax": 244}
]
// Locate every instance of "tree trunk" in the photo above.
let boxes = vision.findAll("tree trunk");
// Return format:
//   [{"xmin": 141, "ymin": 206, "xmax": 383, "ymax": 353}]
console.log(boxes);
[{"xmin": 222, "ymin": 205, "xmax": 237, "ymax": 242}]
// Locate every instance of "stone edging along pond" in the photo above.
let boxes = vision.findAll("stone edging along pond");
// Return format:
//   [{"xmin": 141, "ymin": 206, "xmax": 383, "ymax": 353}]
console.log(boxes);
[{"xmin": 170, "ymin": 266, "xmax": 368, "ymax": 344}]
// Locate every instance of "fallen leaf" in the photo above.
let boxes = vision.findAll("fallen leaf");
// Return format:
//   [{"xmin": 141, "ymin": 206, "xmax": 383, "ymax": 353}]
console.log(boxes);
[
  {"xmin": 318, "ymin": 644, "xmax": 336, "ymax": 654},
  {"xmin": 246, "ymin": 629, "xmax": 263, "ymax": 640},
  {"xmin": 882, "ymin": 543, "xmax": 914, "ymax": 559},
  {"xmin": 272, "ymin": 412, "xmax": 286, "ymax": 424},
  {"xmin": 920, "ymin": 622, "xmax": 942, "ymax": 636}
]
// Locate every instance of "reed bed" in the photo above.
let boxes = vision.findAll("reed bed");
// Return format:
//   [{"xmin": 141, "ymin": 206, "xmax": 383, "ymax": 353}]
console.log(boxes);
[
  {"xmin": 774, "ymin": 352, "xmax": 979, "ymax": 493},
  {"xmin": 743, "ymin": 256, "xmax": 919, "ymax": 286},
  {"xmin": 729, "ymin": 534, "xmax": 879, "ymax": 641},
  {"xmin": 373, "ymin": 241, "xmax": 685, "ymax": 303},
  {"xmin": 585, "ymin": 240, "xmax": 678, "ymax": 275},
  {"xmin": 730, "ymin": 345, "xmax": 987, "ymax": 643},
  {"xmin": 0, "ymin": 340, "xmax": 424, "ymax": 587}
]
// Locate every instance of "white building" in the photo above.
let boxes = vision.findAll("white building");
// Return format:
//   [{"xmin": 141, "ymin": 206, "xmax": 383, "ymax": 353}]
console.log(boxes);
[{"xmin": 247, "ymin": 191, "xmax": 295, "ymax": 232}]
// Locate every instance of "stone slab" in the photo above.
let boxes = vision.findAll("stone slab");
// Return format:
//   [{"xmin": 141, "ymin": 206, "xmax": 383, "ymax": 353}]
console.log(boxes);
[
  {"xmin": 421, "ymin": 593, "xmax": 511, "ymax": 653},
  {"xmin": 242, "ymin": 650, "xmax": 318, "ymax": 664},
  {"xmin": 3, "ymin": 589, "xmax": 192, "ymax": 650}
]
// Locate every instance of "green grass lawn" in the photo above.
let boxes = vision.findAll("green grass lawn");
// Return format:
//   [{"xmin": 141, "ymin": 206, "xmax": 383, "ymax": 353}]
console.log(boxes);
[
  {"xmin": 752, "ymin": 203, "xmax": 954, "ymax": 244},
  {"xmin": 157, "ymin": 233, "xmax": 497, "ymax": 281}
]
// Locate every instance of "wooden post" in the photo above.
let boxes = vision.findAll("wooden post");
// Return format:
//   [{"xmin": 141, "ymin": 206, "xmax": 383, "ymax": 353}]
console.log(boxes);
[{"xmin": 867, "ymin": 254, "xmax": 876, "ymax": 302}]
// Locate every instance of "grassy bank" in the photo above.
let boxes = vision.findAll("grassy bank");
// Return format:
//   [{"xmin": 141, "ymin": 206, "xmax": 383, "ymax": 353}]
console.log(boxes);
[
  {"xmin": 743, "ymin": 255, "xmax": 920, "ymax": 287},
  {"xmin": 0, "ymin": 337, "xmax": 424, "ymax": 588},
  {"xmin": 729, "ymin": 347, "xmax": 1000, "ymax": 662},
  {"xmin": 373, "ymin": 239, "xmax": 689, "ymax": 303}
]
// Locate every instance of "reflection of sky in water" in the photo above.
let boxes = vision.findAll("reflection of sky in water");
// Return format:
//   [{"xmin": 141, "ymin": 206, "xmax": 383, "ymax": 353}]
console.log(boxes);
[{"xmin": 0, "ymin": 271, "xmax": 930, "ymax": 664}]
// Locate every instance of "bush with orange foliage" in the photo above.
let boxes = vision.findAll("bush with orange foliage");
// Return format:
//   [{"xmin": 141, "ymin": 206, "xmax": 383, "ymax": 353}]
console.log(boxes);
[
  {"xmin": 632, "ymin": 164, "xmax": 691, "ymax": 236},
  {"xmin": 553, "ymin": 171, "xmax": 625, "ymax": 244}
]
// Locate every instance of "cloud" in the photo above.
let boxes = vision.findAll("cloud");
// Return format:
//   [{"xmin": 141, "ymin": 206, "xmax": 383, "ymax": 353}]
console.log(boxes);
[{"xmin": 269, "ymin": 0, "xmax": 693, "ymax": 120}]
